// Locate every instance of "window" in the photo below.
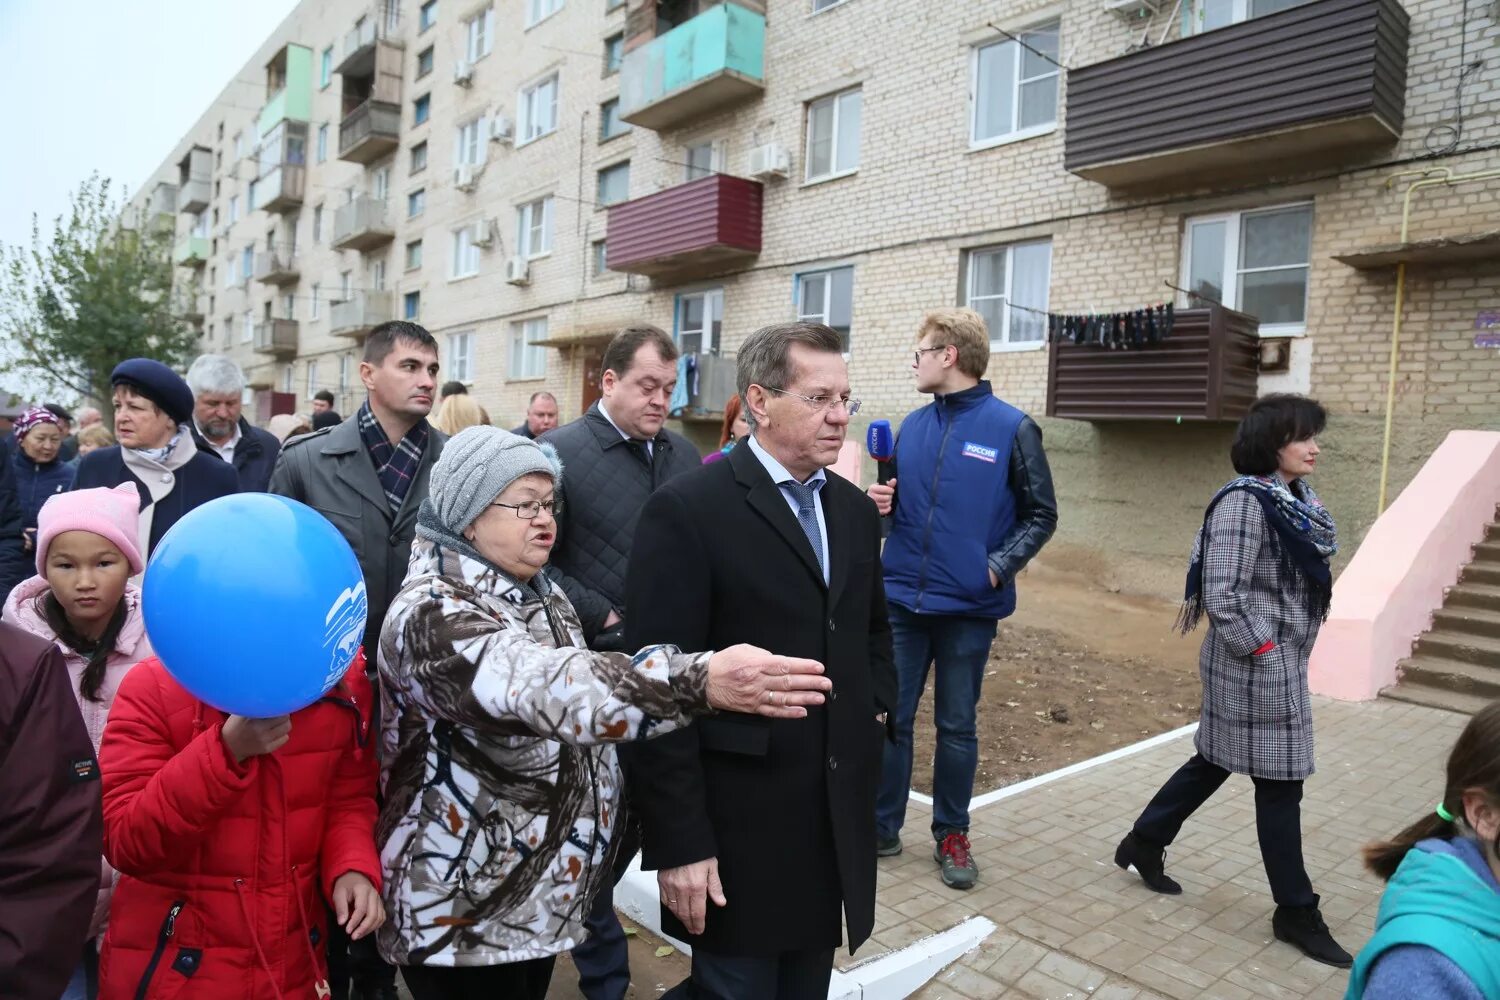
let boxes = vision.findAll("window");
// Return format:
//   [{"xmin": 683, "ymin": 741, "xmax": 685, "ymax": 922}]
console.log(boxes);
[
  {"xmin": 372, "ymin": 166, "xmax": 390, "ymax": 201},
  {"xmin": 417, "ymin": 46, "xmax": 434, "ymax": 78},
  {"xmin": 317, "ymin": 125, "xmax": 328, "ymax": 163},
  {"xmin": 527, "ymin": 0, "xmax": 563, "ymax": 27},
  {"xmin": 306, "ymin": 360, "xmax": 319, "ymax": 400},
  {"xmin": 965, "ymin": 240, "xmax": 1052, "ymax": 349},
  {"xmin": 684, "ymin": 140, "xmax": 720, "ymax": 180},
  {"xmin": 228, "ymin": 195, "xmax": 240, "ymax": 223},
  {"xmin": 419, "ymin": 0, "xmax": 438, "ymax": 31},
  {"xmin": 281, "ymin": 292, "xmax": 295, "ymax": 319},
  {"xmin": 408, "ymin": 188, "xmax": 426, "ymax": 217},
  {"xmin": 805, "ymin": 88, "xmax": 862, "ymax": 182},
  {"xmin": 241, "ymin": 246, "xmax": 253, "ymax": 282},
  {"xmin": 796, "ymin": 266, "xmax": 854, "ymax": 352},
  {"xmin": 372, "ymin": 259, "xmax": 387, "ymax": 291},
  {"xmin": 677, "ymin": 289, "xmax": 723, "ymax": 353},
  {"xmin": 340, "ymin": 270, "xmax": 352, "ymax": 299},
  {"xmin": 517, "ymin": 197, "xmax": 554, "ymax": 257},
  {"xmin": 451, "ymin": 225, "xmax": 480, "ymax": 278},
  {"xmin": 604, "ymin": 32, "xmax": 624, "ymax": 73},
  {"xmin": 410, "ymin": 141, "xmax": 428, "ymax": 173},
  {"xmin": 312, "ymin": 205, "xmax": 323, "ymax": 242},
  {"xmin": 1188, "ymin": 0, "xmax": 1306, "ymax": 33},
  {"xmin": 320, "ymin": 46, "xmax": 333, "ymax": 88},
  {"xmin": 519, "ymin": 73, "xmax": 559, "ymax": 143},
  {"xmin": 972, "ymin": 21, "xmax": 1060, "ymax": 146},
  {"xmin": 448, "ymin": 331, "xmax": 474, "ymax": 382},
  {"xmin": 1183, "ymin": 203, "xmax": 1313, "ymax": 334},
  {"xmin": 247, "ymin": 180, "xmax": 259, "ymax": 211},
  {"xmin": 413, "ymin": 94, "xmax": 431, "ymax": 126},
  {"xmin": 242, "ymin": 310, "xmax": 254, "ymax": 344},
  {"xmin": 596, "ymin": 161, "xmax": 630, "ymax": 206},
  {"xmin": 233, "ymin": 131, "xmax": 245, "ymax": 159},
  {"xmin": 222, "ymin": 318, "xmax": 233, "ymax": 345},
  {"xmin": 405, "ymin": 239, "xmax": 423, "ymax": 270},
  {"xmin": 464, "ymin": 7, "xmax": 494, "ymax": 61},
  {"xmin": 510, "ymin": 318, "xmax": 548, "ymax": 378},
  {"xmin": 192, "ymin": 212, "xmax": 209, "ymax": 238},
  {"xmin": 592, "ymin": 239, "xmax": 608, "ymax": 275},
  {"xmin": 311, "ymin": 283, "xmax": 321, "ymax": 319},
  {"xmin": 599, "ymin": 98, "xmax": 629, "ymax": 140},
  {"xmin": 404, "ymin": 290, "xmax": 422, "ymax": 319},
  {"xmin": 455, "ymin": 118, "xmax": 486, "ymax": 167},
  {"xmin": 339, "ymin": 353, "xmax": 351, "ymax": 392}
]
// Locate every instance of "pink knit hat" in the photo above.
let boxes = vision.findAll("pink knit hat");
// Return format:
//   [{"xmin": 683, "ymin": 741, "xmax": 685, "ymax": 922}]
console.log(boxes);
[{"xmin": 35, "ymin": 482, "xmax": 145, "ymax": 576}]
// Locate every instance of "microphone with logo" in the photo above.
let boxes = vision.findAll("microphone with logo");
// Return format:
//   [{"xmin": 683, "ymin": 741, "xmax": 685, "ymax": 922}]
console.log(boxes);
[{"xmin": 866, "ymin": 419, "xmax": 895, "ymax": 536}]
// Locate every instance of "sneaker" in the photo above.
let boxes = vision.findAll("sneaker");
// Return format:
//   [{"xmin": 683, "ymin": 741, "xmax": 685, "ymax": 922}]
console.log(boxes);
[
  {"xmin": 1272, "ymin": 905, "xmax": 1353, "ymax": 968},
  {"xmin": 1114, "ymin": 831, "xmax": 1183, "ymax": 895},
  {"xmin": 876, "ymin": 835, "xmax": 903, "ymax": 857},
  {"xmin": 933, "ymin": 831, "xmax": 978, "ymax": 890}
]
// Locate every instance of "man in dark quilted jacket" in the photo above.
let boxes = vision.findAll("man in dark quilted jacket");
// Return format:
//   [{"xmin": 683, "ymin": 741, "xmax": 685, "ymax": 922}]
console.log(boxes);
[{"xmin": 541, "ymin": 324, "xmax": 700, "ymax": 1000}]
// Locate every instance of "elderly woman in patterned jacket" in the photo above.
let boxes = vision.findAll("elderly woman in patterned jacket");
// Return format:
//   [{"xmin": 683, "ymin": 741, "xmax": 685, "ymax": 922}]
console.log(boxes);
[
  {"xmin": 376, "ymin": 426, "xmax": 831, "ymax": 1000},
  {"xmin": 1112, "ymin": 394, "xmax": 1353, "ymax": 968}
]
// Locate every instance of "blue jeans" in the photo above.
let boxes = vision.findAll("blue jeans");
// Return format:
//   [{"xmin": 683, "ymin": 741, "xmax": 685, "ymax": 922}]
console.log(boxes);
[{"xmin": 876, "ymin": 604, "xmax": 997, "ymax": 840}]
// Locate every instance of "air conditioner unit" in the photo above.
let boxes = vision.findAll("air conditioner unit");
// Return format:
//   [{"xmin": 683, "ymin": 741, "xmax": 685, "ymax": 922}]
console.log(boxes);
[
  {"xmin": 505, "ymin": 256, "xmax": 530, "ymax": 285},
  {"xmin": 453, "ymin": 59, "xmax": 475, "ymax": 86},
  {"xmin": 489, "ymin": 115, "xmax": 514, "ymax": 143},
  {"xmin": 470, "ymin": 219, "xmax": 495, "ymax": 247},
  {"xmin": 453, "ymin": 164, "xmax": 479, "ymax": 192},
  {"xmin": 746, "ymin": 143, "xmax": 791, "ymax": 180}
]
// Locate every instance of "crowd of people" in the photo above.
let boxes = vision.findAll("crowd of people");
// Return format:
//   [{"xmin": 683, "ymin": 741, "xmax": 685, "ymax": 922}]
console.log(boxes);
[{"xmin": 0, "ymin": 312, "xmax": 1496, "ymax": 1000}]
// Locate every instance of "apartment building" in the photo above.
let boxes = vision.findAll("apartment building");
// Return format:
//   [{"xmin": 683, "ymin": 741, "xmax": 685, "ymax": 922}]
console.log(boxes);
[{"xmin": 130, "ymin": 0, "xmax": 1499, "ymax": 598}]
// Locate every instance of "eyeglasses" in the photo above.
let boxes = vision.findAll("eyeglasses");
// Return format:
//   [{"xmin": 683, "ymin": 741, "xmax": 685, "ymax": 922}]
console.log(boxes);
[
  {"xmin": 913, "ymin": 345, "xmax": 950, "ymax": 365},
  {"xmin": 763, "ymin": 386, "xmax": 861, "ymax": 416},
  {"xmin": 491, "ymin": 499, "xmax": 562, "ymax": 519}
]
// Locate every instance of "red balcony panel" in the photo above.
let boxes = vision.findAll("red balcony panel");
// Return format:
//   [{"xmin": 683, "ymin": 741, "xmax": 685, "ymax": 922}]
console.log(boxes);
[{"xmin": 606, "ymin": 174, "xmax": 762, "ymax": 279}]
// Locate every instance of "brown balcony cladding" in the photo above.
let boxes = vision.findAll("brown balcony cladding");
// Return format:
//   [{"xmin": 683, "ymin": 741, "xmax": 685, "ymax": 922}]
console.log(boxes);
[
  {"xmin": 254, "ymin": 247, "xmax": 301, "ymax": 285},
  {"xmin": 259, "ymin": 164, "xmax": 306, "ymax": 213},
  {"xmin": 605, "ymin": 174, "xmax": 762, "ymax": 279},
  {"xmin": 253, "ymin": 318, "xmax": 300, "ymax": 359},
  {"xmin": 332, "ymin": 196, "xmax": 395, "ymax": 252},
  {"xmin": 1064, "ymin": 0, "xmax": 1409, "ymax": 190},
  {"xmin": 1046, "ymin": 307, "xmax": 1260, "ymax": 421}
]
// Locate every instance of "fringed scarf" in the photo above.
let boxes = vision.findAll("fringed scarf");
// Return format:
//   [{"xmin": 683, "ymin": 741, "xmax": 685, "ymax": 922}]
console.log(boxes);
[{"xmin": 1177, "ymin": 475, "xmax": 1337, "ymax": 634}]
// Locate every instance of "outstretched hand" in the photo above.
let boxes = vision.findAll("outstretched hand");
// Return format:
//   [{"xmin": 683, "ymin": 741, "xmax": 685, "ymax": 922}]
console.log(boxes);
[{"xmin": 706, "ymin": 645, "xmax": 831, "ymax": 719}]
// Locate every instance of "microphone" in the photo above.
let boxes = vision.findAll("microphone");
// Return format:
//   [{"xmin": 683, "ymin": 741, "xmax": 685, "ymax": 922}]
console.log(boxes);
[{"xmin": 866, "ymin": 420, "xmax": 894, "ymax": 486}]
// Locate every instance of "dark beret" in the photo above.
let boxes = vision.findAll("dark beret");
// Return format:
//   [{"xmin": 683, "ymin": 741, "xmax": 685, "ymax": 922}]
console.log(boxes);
[{"xmin": 110, "ymin": 358, "xmax": 195, "ymax": 425}]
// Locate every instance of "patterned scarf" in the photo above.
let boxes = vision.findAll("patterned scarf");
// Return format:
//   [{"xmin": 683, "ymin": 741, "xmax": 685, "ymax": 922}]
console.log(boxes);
[
  {"xmin": 1178, "ymin": 474, "xmax": 1338, "ymax": 634},
  {"xmin": 131, "ymin": 426, "xmax": 186, "ymax": 464},
  {"xmin": 357, "ymin": 402, "xmax": 429, "ymax": 513}
]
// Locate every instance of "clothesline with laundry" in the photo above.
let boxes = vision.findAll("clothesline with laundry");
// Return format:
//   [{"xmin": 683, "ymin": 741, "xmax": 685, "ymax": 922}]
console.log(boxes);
[{"xmin": 1006, "ymin": 280, "xmax": 1222, "ymax": 350}]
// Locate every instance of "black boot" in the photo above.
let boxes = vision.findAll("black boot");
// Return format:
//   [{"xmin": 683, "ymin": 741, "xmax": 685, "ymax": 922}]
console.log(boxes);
[
  {"xmin": 1114, "ymin": 831, "xmax": 1182, "ymax": 895},
  {"xmin": 1272, "ymin": 905, "xmax": 1352, "ymax": 968}
]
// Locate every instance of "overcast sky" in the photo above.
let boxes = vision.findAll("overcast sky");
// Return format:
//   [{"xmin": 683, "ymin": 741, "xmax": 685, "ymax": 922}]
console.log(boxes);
[{"xmin": 0, "ymin": 0, "xmax": 301, "ymax": 251}]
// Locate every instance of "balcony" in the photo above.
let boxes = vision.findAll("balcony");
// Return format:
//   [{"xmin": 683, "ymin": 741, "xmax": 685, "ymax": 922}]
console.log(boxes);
[
  {"xmin": 619, "ymin": 2, "xmax": 765, "ymax": 131},
  {"xmin": 331, "ymin": 291, "xmax": 394, "ymax": 339},
  {"xmin": 177, "ymin": 291, "xmax": 206, "ymax": 322},
  {"xmin": 253, "ymin": 319, "xmax": 300, "ymax": 359},
  {"xmin": 178, "ymin": 178, "xmax": 211, "ymax": 216},
  {"xmin": 174, "ymin": 235, "xmax": 210, "ymax": 267},
  {"xmin": 1064, "ymin": 0, "xmax": 1409, "ymax": 190},
  {"xmin": 1046, "ymin": 307, "xmax": 1260, "ymax": 422},
  {"xmin": 148, "ymin": 182, "xmax": 177, "ymax": 218},
  {"xmin": 177, "ymin": 146, "xmax": 213, "ymax": 213},
  {"xmin": 258, "ymin": 45, "xmax": 314, "ymax": 136},
  {"xmin": 254, "ymin": 246, "xmax": 301, "ymax": 285},
  {"xmin": 606, "ymin": 174, "xmax": 762, "ymax": 280},
  {"xmin": 332, "ymin": 196, "xmax": 395, "ymax": 252},
  {"xmin": 338, "ymin": 100, "xmax": 401, "ymax": 164},
  {"xmin": 258, "ymin": 164, "xmax": 306, "ymax": 214}
]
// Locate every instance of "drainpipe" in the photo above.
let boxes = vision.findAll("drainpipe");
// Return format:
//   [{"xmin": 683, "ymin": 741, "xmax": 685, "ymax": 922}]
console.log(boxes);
[{"xmin": 1376, "ymin": 166, "xmax": 1500, "ymax": 513}]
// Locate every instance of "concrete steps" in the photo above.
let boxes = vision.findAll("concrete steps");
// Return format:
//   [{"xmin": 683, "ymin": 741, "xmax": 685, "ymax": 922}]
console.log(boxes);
[{"xmin": 1381, "ymin": 510, "xmax": 1500, "ymax": 715}]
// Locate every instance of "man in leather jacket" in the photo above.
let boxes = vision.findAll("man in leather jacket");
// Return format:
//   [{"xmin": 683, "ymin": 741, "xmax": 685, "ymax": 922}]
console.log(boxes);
[{"xmin": 867, "ymin": 307, "xmax": 1057, "ymax": 891}]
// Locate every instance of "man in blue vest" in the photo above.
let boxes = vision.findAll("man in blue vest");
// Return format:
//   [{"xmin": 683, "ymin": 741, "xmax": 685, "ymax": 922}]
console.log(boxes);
[{"xmin": 868, "ymin": 307, "xmax": 1058, "ymax": 890}]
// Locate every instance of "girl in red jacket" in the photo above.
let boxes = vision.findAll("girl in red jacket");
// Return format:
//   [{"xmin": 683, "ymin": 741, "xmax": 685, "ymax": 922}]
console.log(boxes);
[{"xmin": 96, "ymin": 652, "xmax": 384, "ymax": 1000}]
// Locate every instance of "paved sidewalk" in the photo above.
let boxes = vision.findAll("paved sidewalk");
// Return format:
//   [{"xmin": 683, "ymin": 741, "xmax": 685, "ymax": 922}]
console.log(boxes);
[{"xmin": 852, "ymin": 696, "xmax": 1468, "ymax": 1000}]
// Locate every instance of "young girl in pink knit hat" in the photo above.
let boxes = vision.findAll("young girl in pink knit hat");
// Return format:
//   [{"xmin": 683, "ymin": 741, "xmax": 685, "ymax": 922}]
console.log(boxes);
[{"xmin": 1, "ymin": 482, "xmax": 152, "ymax": 1000}]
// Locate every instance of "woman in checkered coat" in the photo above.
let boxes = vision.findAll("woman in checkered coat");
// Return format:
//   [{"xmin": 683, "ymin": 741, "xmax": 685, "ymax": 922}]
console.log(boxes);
[{"xmin": 1113, "ymin": 395, "xmax": 1353, "ymax": 969}]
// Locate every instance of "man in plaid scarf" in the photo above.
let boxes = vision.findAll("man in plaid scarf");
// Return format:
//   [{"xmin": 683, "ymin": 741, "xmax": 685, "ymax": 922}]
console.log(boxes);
[{"xmin": 269, "ymin": 320, "xmax": 446, "ymax": 1000}]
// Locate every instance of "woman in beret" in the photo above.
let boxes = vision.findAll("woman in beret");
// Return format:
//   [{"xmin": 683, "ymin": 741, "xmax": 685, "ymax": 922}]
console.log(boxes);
[{"xmin": 73, "ymin": 359, "xmax": 240, "ymax": 560}]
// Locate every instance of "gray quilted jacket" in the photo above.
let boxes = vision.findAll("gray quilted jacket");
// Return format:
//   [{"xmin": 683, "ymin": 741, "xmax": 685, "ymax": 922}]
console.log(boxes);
[{"xmin": 540, "ymin": 404, "xmax": 701, "ymax": 639}]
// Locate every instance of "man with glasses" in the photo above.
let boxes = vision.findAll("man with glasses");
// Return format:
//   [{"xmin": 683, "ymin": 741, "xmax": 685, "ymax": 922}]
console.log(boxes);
[
  {"xmin": 867, "ymin": 307, "xmax": 1057, "ymax": 891},
  {"xmin": 625, "ymin": 321, "xmax": 896, "ymax": 999},
  {"xmin": 540, "ymin": 324, "xmax": 700, "ymax": 1000}
]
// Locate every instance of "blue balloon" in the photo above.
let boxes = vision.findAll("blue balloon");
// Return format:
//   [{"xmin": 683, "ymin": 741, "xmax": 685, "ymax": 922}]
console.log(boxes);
[{"xmin": 142, "ymin": 493, "xmax": 368, "ymax": 717}]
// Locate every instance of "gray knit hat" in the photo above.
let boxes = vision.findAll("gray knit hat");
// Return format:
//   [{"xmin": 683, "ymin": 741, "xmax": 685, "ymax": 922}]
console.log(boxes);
[{"xmin": 424, "ymin": 425, "xmax": 564, "ymax": 536}]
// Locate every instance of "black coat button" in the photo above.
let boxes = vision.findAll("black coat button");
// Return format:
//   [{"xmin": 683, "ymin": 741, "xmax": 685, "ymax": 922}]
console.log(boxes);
[{"xmin": 828, "ymin": 755, "xmax": 838, "ymax": 770}]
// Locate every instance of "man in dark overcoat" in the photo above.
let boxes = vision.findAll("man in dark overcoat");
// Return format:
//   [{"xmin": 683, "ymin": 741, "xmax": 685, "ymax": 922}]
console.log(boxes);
[{"xmin": 625, "ymin": 321, "xmax": 896, "ymax": 999}]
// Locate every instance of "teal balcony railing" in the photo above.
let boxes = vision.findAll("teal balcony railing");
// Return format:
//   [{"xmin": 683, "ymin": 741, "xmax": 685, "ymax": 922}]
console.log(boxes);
[{"xmin": 619, "ymin": 3, "xmax": 765, "ymax": 132}]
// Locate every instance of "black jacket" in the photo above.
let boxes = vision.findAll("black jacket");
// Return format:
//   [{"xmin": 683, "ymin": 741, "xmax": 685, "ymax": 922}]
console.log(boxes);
[
  {"xmin": 541, "ymin": 403, "xmax": 700, "ymax": 641},
  {"xmin": 73, "ymin": 446, "xmax": 241, "ymax": 557},
  {"xmin": 0, "ymin": 454, "xmax": 28, "ymax": 606},
  {"xmin": 190, "ymin": 417, "xmax": 283, "ymax": 493},
  {"xmin": 625, "ymin": 442, "xmax": 896, "ymax": 956}
]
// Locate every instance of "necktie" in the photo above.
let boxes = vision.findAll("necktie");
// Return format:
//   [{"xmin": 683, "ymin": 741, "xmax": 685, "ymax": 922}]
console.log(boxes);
[{"xmin": 781, "ymin": 479, "xmax": 825, "ymax": 578}]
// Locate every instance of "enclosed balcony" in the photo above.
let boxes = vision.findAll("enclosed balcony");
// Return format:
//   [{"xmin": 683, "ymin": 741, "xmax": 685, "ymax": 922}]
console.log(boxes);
[
  {"xmin": 148, "ymin": 182, "xmax": 178, "ymax": 218},
  {"xmin": 176, "ymin": 146, "xmax": 212, "ymax": 214},
  {"xmin": 258, "ymin": 45, "xmax": 314, "ymax": 137},
  {"xmin": 253, "ymin": 318, "xmax": 300, "ymax": 359},
  {"xmin": 254, "ymin": 246, "xmax": 300, "ymax": 285},
  {"xmin": 338, "ymin": 100, "xmax": 401, "ymax": 164},
  {"xmin": 619, "ymin": 2, "xmax": 765, "ymax": 131},
  {"xmin": 332, "ymin": 196, "xmax": 394, "ymax": 252},
  {"xmin": 178, "ymin": 291, "xmax": 206, "ymax": 322},
  {"xmin": 1064, "ymin": 0, "xmax": 1409, "ymax": 190},
  {"xmin": 331, "ymin": 291, "xmax": 394, "ymax": 339},
  {"xmin": 606, "ymin": 174, "xmax": 762, "ymax": 280},
  {"xmin": 174, "ymin": 235, "xmax": 210, "ymax": 267},
  {"xmin": 1046, "ymin": 307, "xmax": 1261, "ymax": 422}
]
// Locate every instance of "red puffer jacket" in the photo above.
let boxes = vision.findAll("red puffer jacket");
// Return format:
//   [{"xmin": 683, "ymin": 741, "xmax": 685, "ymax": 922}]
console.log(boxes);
[{"xmin": 96, "ymin": 656, "xmax": 380, "ymax": 1000}]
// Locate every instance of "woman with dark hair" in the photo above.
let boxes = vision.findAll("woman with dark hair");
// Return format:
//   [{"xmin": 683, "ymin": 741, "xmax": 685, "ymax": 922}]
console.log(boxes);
[
  {"xmin": 1113, "ymin": 394, "xmax": 1352, "ymax": 966},
  {"xmin": 1347, "ymin": 701, "xmax": 1500, "ymax": 998}
]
